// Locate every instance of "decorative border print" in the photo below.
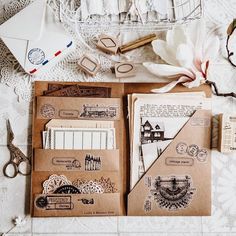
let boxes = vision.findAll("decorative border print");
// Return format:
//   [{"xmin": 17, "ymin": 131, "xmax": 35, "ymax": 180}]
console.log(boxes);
[
  {"xmin": 190, "ymin": 117, "xmax": 211, "ymax": 127},
  {"xmin": 35, "ymin": 195, "xmax": 73, "ymax": 210},
  {"xmin": 150, "ymin": 175, "xmax": 196, "ymax": 211},
  {"xmin": 37, "ymin": 97, "xmax": 120, "ymax": 120},
  {"xmin": 80, "ymin": 104, "xmax": 118, "ymax": 119}
]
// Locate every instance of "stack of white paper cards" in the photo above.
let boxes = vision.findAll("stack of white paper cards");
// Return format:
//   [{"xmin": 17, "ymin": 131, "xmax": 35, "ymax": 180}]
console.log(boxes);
[{"xmin": 43, "ymin": 119, "xmax": 116, "ymax": 150}]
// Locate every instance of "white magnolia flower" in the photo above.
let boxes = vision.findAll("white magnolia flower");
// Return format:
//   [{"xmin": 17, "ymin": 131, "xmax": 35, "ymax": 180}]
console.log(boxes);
[{"xmin": 143, "ymin": 19, "xmax": 220, "ymax": 93}]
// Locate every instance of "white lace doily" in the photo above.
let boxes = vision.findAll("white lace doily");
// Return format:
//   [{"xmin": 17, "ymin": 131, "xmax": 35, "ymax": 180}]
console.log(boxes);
[{"xmin": 42, "ymin": 174, "xmax": 72, "ymax": 194}]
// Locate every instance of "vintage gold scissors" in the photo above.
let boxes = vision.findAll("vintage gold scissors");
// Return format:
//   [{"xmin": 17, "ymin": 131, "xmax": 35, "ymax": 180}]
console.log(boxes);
[{"xmin": 3, "ymin": 119, "xmax": 31, "ymax": 178}]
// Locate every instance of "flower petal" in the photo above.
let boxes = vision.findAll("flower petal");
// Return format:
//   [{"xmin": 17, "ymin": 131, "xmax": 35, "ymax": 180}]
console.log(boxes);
[
  {"xmin": 143, "ymin": 62, "xmax": 194, "ymax": 78},
  {"xmin": 193, "ymin": 19, "xmax": 206, "ymax": 62},
  {"xmin": 201, "ymin": 61, "xmax": 209, "ymax": 76},
  {"xmin": 166, "ymin": 26, "xmax": 188, "ymax": 50},
  {"xmin": 183, "ymin": 72, "xmax": 205, "ymax": 88},
  {"xmin": 203, "ymin": 35, "xmax": 220, "ymax": 62},
  {"xmin": 176, "ymin": 43, "xmax": 194, "ymax": 68},
  {"xmin": 151, "ymin": 40, "xmax": 179, "ymax": 65},
  {"xmin": 151, "ymin": 76, "xmax": 191, "ymax": 93}
]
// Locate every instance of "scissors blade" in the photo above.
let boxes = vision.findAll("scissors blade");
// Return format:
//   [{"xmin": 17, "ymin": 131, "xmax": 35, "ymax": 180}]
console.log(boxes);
[{"xmin": 6, "ymin": 119, "xmax": 14, "ymax": 144}]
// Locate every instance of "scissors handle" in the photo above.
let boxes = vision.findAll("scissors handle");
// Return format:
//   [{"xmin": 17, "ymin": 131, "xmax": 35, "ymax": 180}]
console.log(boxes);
[
  {"xmin": 18, "ymin": 160, "xmax": 31, "ymax": 176},
  {"xmin": 3, "ymin": 161, "xmax": 18, "ymax": 178}
]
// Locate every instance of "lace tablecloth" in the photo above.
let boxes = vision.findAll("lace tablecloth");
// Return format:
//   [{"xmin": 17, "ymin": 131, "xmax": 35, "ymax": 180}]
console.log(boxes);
[{"xmin": 0, "ymin": 0, "xmax": 236, "ymax": 235}]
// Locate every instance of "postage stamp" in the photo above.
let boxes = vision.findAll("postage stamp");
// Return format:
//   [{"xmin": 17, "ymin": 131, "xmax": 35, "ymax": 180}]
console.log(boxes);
[
  {"xmin": 176, "ymin": 142, "xmax": 188, "ymax": 155},
  {"xmin": 187, "ymin": 144, "xmax": 199, "ymax": 157},
  {"xmin": 40, "ymin": 104, "xmax": 55, "ymax": 119},
  {"xmin": 197, "ymin": 149, "xmax": 208, "ymax": 162},
  {"xmin": 28, "ymin": 48, "xmax": 45, "ymax": 65}
]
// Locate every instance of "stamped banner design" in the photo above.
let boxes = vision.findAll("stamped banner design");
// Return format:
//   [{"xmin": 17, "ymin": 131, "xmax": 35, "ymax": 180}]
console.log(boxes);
[{"xmin": 36, "ymin": 97, "xmax": 121, "ymax": 120}]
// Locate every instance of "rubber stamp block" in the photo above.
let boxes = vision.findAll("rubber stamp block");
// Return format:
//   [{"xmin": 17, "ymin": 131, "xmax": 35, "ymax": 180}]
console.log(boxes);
[
  {"xmin": 114, "ymin": 62, "xmax": 136, "ymax": 78},
  {"xmin": 78, "ymin": 55, "xmax": 100, "ymax": 76},
  {"xmin": 96, "ymin": 34, "xmax": 119, "ymax": 55},
  {"xmin": 219, "ymin": 114, "xmax": 236, "ymax": 153}
]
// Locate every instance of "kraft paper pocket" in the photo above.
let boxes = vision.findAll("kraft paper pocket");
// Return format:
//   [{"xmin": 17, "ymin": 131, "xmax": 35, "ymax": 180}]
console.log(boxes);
[
  {"xmin": 128, "ymin": 110, "xmax": 212, "ymax": 216},
  {"xmin": 36, "ymin": 96, "xmax": 121, "ymax": 120},
  {"xmin": 33, "ymin": 193, "xmax": 121, "ymax": 217},
  {"xmin": 34, "ymin": 149, "xmax": 119, "ymax": 172},
  {"xmin": 32, "ymin": 171, "xmax": 121, "ymax": 217}
]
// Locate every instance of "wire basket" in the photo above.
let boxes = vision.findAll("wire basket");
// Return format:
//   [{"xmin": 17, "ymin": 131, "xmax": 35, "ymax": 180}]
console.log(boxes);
[{"xmin": 60, "ymin": 0, "xmax": 203, "ymax": 31}]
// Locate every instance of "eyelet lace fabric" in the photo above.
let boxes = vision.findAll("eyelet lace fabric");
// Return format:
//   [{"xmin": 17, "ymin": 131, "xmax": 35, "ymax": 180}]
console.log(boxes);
[{"xmin": 0, "ymin": 0, "xmax": 236, "ymax": 102}]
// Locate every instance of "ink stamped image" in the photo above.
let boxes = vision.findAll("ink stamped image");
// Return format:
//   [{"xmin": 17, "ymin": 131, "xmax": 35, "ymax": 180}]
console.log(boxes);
[{"xmin": 28, "ymin": 48, "xmax": 45, "ymax": 65}]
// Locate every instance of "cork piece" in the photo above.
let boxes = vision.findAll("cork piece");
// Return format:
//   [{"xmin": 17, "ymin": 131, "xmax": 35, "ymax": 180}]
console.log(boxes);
[
  {"xmin": 78, "ymin": 54, "xmax": 100, "ymax": 76},
  {"xmin": 96, "ymin": 34, "xmax": 120, "ymax": 54},
  {"xmin": 114, "ymin": 62, "xmax": 136, "ymax": 78}
]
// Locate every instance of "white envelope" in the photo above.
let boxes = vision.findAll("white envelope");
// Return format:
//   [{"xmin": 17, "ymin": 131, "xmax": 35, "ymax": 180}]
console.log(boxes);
[{"xmin": 0, "ymin": 0, "xmax": 74, "ymax": 75}]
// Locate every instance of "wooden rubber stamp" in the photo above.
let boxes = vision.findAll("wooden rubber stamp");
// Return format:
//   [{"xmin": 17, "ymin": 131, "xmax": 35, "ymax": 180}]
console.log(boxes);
[
  {"xmin": 96, "ymin": 34, "xmax": 120, "ymax": 55},
  {"xmin": 219, "ymin": 114, "xmax": 236, "ymax": 153},
  {"xmin": 112, "ymin": 62, "xmax": 136, "ymax": 78},
  {"xmin": 78, "ymin": 54, "xmax": 100, "ymax": 76}
]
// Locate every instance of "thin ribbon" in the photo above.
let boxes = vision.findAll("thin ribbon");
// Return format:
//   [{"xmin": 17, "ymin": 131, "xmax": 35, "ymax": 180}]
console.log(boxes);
[{"xmin": 151, "ymin": 76, "xmax": 191, "ymax": 93}]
